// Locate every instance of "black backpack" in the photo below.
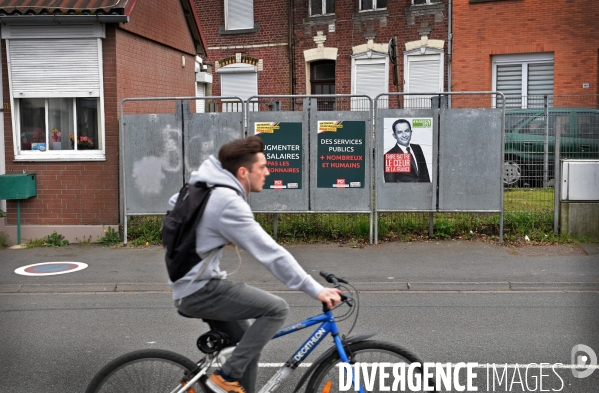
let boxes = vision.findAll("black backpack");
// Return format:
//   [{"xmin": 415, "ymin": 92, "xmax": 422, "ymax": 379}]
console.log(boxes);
[{"xmin": 162, "ymin": 182, "xmax": 235, "ymax": 282}]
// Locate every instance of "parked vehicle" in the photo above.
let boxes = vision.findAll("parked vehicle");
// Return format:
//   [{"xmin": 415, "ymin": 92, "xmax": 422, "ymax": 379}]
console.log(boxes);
[{"xmin": 503, "ymin": 108, "xmax": 599, "ymax": 187}]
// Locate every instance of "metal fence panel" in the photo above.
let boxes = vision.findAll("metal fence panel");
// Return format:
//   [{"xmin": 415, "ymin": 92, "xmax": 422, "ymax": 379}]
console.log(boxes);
[
  {"xmin": 375, "ymin": 109, "xmax": 438, "ymax": 211},
  {"xmin": 123, "ymin": 113, "xmax": 184, "ymax": 215},
  {"xmin": 438, "ymin": 108, "xmax": 503, "ymax": 211},
  {"xmin": 248, "ymin": 109, "xmax": 309, "ymax": 212},
  {"xmin": 310, "ymin": 103, "xmax": 372, "ymax": 212},
  {"xmin": 183, "ymin": 111, "xmax": 245, "ymax": 180}
]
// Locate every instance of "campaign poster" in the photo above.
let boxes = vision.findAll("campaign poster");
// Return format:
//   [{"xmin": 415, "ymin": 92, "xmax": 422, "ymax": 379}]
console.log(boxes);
[
  {"xmin": 383, "ymin": 117, "xmax": 433, "ymax": 183},
  {"xmin": 255, "ymin": 122, "xmax": 302, "ymax": 190},
  {"xmin": 317, "ymin": 121, "xmax": 366, "ymax": 189}
]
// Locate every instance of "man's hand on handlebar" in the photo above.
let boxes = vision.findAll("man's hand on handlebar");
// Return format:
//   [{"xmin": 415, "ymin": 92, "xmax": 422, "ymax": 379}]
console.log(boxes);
[{"xmin": 316, "ymin": 287, "xmax": 342, "ymax": 310}]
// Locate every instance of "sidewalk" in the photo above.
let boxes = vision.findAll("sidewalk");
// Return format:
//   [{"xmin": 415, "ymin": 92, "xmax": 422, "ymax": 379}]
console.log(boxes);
[{"xmin": 1, "ymin": 240, "xmax": 598, "ymax": 293}]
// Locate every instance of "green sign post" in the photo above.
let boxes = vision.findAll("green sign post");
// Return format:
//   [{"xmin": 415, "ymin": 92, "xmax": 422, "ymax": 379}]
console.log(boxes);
[
  {"xmin": 255, "ymin": 122, "xmax": 303, "ymax": 190},
  {"xmin": 317, "ymin": 121, "xmax": 366, "ymax": 188}
]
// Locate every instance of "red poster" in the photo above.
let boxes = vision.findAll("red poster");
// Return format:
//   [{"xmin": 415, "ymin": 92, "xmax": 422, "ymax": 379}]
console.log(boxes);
[{"xmin": 384, "ymin": 153, "xmax": 411, "ymax": 173}]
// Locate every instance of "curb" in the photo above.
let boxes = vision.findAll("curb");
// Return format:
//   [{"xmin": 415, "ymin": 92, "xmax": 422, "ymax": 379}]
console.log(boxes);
[{"xmin": 1, "ymin": 281, "xmax": 598, "ymax": 294}]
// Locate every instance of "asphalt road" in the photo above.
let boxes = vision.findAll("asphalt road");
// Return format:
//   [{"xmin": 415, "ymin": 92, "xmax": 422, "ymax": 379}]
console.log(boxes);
[{"xmin": 1, "ymin": 291, "xmax": 598, "ymax": 393}]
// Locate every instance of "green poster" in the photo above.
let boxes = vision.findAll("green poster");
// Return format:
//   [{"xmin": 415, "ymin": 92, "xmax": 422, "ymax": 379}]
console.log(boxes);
[
  {"xmin": 317, "ymin": 121, "xmax": 366, "ymax": 188},
  {"xmin": 255, "ymin": 122, "xmax": 302, "ymax": 190}
]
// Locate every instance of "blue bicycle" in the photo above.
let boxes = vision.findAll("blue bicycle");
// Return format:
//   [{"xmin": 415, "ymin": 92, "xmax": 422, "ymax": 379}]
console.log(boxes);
[{"xmin": 86, "ymin": 272, "xmax": 433, "ymax": 393}]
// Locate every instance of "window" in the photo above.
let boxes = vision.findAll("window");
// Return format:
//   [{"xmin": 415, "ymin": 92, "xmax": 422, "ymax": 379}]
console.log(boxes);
[
  {"xmin": 219, "ymin": 63, "xmax": 258, "ymax": 112},
  {"xmin": 351, "ymin": 53, "xmax": 388, "ymax": 110},
  {"xmin": 412, "ymin": 0, "xmax": 441, "ymax": 4},
  {"xmin": 310, "ymin": 0, "xmax": 334, "ymax": 16},
  {"xmin": 18, "ymin": 98, "xmax": 100, "ymax": 152},
  {"xmin": 492, "ymin": 53, "xmax": 554, "ymax": 109},
  {"xmin": 310, "ymin": 60, "xmax": 336, "ymax": 111},
  {"xmin": 360, "ymin": 0, "xmax": 387, "ymax": 11},
  {"xmin": 225, "ymin": 0, "xmax": 254, "ymax": 30},
  {"xmin": 404, "ymin": 50, "xmax": 444, "ymax": 109},
  {"xmin": 3, "ymin": 23, "xmax": 105, "ymax": 161}
]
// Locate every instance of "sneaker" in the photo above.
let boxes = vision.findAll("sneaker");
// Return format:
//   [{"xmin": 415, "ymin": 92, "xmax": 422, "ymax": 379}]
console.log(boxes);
[{"xmin": 206, "ymin": 372, "xmax": 246, "ymax": 393}]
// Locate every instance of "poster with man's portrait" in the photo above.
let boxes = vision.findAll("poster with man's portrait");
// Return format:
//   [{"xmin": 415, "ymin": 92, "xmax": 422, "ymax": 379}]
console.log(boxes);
[{"xmin": 383, "ymin": 118, "xmax": 433, "ymax": 183}]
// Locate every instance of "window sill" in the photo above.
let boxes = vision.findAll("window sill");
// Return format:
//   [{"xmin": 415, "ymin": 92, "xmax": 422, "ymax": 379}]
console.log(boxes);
[
  {"xmin": 303, "ymin": 14, "xmax": 337, "ymax": 26},
  {"xmin": 14, "ymin": 151, "xmax": 106, "ymax": 162},
  {"xmin": 353, "ymin": 9, "xmax": 389, "ymax": 20},
  {"xmin": 219, "ymin": 24, "xmax": 260, "ymax": 35}
]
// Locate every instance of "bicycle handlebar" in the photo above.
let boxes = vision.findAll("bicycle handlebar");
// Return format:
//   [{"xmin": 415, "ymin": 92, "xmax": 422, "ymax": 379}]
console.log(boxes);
[{"xmin": 319, "ymin": 271, "xmax": 348, "ymax": 287}]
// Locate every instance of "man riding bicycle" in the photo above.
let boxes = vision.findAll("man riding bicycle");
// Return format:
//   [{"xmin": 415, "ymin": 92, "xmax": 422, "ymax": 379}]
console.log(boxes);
[{"xmin": 168, "ymin": 136, "xmax": 341, "ymax": 393}]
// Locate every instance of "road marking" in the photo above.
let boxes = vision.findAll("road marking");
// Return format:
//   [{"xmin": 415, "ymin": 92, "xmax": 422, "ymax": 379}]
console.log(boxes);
[{"xmin": 14, "ymin": 262, "xmax": 88, "ymax": 276}]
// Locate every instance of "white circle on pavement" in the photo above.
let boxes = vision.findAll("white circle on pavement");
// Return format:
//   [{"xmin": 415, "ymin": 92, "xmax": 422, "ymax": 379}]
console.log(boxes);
[{"xmin": 14, "ymin": 262, "xmax": 88, "ymax": 276}]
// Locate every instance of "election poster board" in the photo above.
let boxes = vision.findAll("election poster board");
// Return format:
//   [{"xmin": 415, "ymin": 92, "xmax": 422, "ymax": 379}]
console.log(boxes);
[
  {"xmin": 317, "ymin": 121, "xmax": 366, "ymax": 189},
  {"xmin": 255, "ymin": 122, "xmax": 303, "ymax": 190},
  {"xmin": 382, "ymin": 117, "xmax": 433, "ymax": 183}
]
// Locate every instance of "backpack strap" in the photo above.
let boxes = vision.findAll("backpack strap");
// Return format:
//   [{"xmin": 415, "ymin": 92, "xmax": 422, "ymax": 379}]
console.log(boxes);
[{"xmin": 176, "ymin": 183, "xmax": 238, "ymax": 305}]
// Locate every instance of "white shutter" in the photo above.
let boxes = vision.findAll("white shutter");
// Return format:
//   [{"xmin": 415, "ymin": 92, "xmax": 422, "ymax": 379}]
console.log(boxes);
[
  {"xmin": 405, "ymin": 55, "xmax": 441, "ymax": 109},
  {"xmin": 527, "ymin": 63, "xmax": 553, "ymax": 108},
  {"xmin": 221, "ymin": 72, "xmax": 257, "ymax": 100},
  {"xmin": 196, "ymin": 83, "xmax": 206, "ymax": 113},
  {"xmin": 496, "ymin": 64, "xmax": 522, "ymax": 108},
  {"xmin": 220, "ymin": 71, "xmax": 257, "ymax": 112},
  {"xmin": 8, "ymin": 38, "xmax": 101, "ymax": 98},
  {"xmin": 225, "ymin": 0, "xmax": 254, "ymax": 30},
  {"xmin": 352, "ymin": 57, "xmax": 388, "ymax": 110}
]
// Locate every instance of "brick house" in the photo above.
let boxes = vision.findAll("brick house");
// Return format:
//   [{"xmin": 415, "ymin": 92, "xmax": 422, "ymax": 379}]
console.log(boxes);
[
  {"xmin": 451, "ymin": 0, "xmax": 599, "ymax": 107},
  {"xmin": 194, "ymin": 0, "xmax": 448, "ymax": 110},
  {"xmin": 0, "ymin": 0, "xmax": 206, "ymax": 244}
]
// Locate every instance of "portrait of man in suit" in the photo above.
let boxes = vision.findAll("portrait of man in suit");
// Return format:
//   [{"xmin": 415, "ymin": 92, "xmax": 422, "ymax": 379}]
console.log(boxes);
[{"xmin": 383, "ymin": 118, "xmax": 431, "ymax": 182}]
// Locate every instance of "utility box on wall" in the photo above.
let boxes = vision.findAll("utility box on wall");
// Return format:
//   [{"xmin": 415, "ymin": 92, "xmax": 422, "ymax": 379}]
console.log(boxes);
[
  {"xmin": 0, "ymin": 173, "xmax": 37, "ymax": 200},
  {"xmin": 560, "ymin": 160, "xmax": 599, "ymax": 239}
]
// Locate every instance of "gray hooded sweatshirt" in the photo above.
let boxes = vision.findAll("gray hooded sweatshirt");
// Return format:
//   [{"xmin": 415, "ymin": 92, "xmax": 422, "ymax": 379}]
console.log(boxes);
[{"xmin": 168, "ymin": 155, "xmax": 324, "ymax": 300}]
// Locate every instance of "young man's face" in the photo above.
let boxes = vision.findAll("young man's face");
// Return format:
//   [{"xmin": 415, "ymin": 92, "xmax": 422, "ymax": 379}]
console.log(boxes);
[
  {"xmin": 247, "ymin": 152, "xmax": 270, "ymax": 192},
  {"xmin": 393, "ymin": 122, "xmax": 412, "ymax": 147}
]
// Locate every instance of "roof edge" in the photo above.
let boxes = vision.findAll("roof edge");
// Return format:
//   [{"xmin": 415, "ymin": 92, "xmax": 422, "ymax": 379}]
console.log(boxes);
[
  {"xmin": 180, "ymin": 0, "xmax": 206, "ymax": 56},
  {"xmin": 0, "ymin": 14, "xmax": 128, "ymax": 25}
]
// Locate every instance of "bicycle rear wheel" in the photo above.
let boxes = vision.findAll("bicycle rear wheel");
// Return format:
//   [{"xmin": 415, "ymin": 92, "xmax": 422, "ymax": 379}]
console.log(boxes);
[
  {"xmin": 306, "ymin": 340, "xmax": 435, "ymax": 393},
  {"xmin": 85, "ymin": 349, "xmax": 207, "ymax": 393}
]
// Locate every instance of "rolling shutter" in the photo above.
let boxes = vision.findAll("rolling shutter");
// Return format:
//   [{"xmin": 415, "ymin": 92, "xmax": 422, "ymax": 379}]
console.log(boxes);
[
  {"xmin": 196, "ymin": 83, "xmax": 206, "ymax": 113},
  {"xmin": 225, "ymin": 0, "xmax": 254, "ymax": 30},
  {"xmin": 352, "ymin": 57, "xmax": 387, "ymax": 110},
  {"xmin": 7, "ymin": 38, "xmax": 102, "ymax": 98},
  {"xmin": 220, "ymin": 71, "xmax": 257, "ymax": 112},
  {"xmin": 527, "ymin": 63, "xmax": 554, "ymax": 108},
  {"xmin": 405, "ymin": 55, "xmax": 441, "ymax": 109},
  {"xmin": 496, "ymin": 64, "xmax": 523, "ymax": 108}
]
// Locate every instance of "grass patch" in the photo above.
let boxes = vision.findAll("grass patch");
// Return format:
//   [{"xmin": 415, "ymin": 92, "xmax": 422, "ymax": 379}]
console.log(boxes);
[
  {"xmin": 126, "ymin": 216, "xmax": 162, "ymax": 246},
  {"xmin": 26, "ymin": 231, "xmax": 69, "ymax": 248},
  {"xmin": 97, "ymin": 226, "xmax": 121, "ymax": 246},
  {"xmin": 122, "ymin": 188, "xmax": 587, "ymax": 245}
]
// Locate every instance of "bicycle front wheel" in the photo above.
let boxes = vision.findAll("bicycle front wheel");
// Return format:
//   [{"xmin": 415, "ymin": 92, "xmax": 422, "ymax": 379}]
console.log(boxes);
[
  {"xmin": 85, "ymin": 349, "xmax": 207, "ymax": 393},
  {"xmin": 306, "ymin": 340, "xmax": 435, "ymax": 393}
]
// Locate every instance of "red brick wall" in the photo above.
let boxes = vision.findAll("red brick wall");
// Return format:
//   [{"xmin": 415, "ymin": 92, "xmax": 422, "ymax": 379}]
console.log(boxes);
[
  {"xmin": 2, "ymin": 17, "xmax": 197, "ymax": 226},
  {"xmin": 452, "ymin": 0, "xmax": 599, "ymax": 99},
  {"xmin": 121, "ymin": 0, "xmax": 196, "ymax": 57},
  {"xmin": 195, "ymin": 0, "xmax": 292, "ymax": 96},
  {"xmin": 196, "ymin": 0, "xmax": 448, "ymax": 101}
]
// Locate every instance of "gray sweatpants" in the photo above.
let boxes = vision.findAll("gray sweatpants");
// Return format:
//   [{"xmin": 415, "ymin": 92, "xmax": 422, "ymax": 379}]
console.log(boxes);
[{"xmin": 176, "ymin": 279, "xmax": 289, "ymax": 393}]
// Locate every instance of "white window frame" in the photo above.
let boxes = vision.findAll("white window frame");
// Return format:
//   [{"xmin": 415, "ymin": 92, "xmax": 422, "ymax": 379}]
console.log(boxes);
[
  {"xmin": 492, "ymin": 53, "xmax": 554, "ymax": 109},
  {"xmin": 359, "ymin": 0, "xmax": 387, "ymax": 12},
  {"xmin": 403, "ymin": 48, "xmax": 444, "ymax": 109},
  {"xmin": 225, "ymin": 0, "xmax": 254, "ymax": 31},
  {"xmin": 412, "ymin": 0, "xmax": 441, "ymax": 4},
  {"xmin": 351, "ymin": 52, "xmax": 389, "ymax": 110},
  {"xmin": 310, "ymin": 0, "xmax": 334, "ymax": 16},
  {"xmin": 218, "ymin": 63, "xmax": 258, "ymax": 112},
  {"xmin": 4, "ymin": 24, "xmax": 106, "ymax": 162}
]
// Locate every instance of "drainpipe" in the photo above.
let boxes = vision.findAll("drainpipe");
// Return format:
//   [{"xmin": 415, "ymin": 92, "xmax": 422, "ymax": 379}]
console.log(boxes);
[
  {"xmin": 288, "ymin": 0, "xmax": 296, "ymax": 108},
  {"xmin": 447, "ymin": 0, "xmax": 452, "ymax": 99}
]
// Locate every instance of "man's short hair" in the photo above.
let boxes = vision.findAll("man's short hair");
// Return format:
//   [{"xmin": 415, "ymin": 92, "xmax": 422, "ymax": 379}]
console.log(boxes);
[
  {"xmin": 219, "ymin": 136, "xmax": 265, "ymax": 176},
  {"xmin": 391, "ymin": 119, "xmax": 411, "ymax": 134}
]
